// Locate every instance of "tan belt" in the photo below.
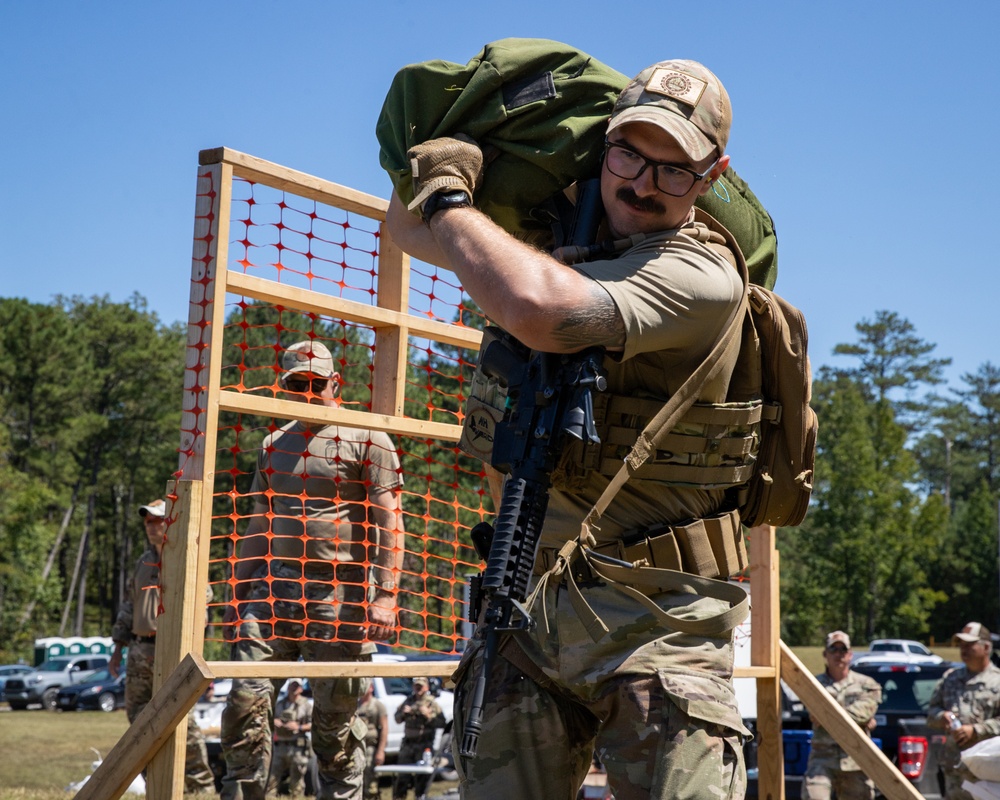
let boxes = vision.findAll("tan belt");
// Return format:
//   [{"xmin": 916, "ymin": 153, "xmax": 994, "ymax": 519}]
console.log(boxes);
[
  {"xmin": 535, "ymin": 508, "xmax": 747, "ymax": 581},
  {"xmin": 526, "ymin": 509, "xmax": 750, "ymax": 643}
]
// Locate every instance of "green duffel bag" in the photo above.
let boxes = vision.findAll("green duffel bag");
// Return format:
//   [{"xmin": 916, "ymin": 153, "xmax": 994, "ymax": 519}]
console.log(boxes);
[{"xmin": 377, "ymin": 38, "xmax": 777, "ymax": 288}]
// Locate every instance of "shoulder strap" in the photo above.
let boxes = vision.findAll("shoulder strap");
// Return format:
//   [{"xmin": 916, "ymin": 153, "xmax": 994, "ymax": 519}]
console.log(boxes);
[{"xmin": 579, "ymin": 222, "xmax": 750, "ymax": 541}]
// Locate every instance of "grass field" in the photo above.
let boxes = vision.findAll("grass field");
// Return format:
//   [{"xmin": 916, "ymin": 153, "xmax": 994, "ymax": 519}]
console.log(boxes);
[{"xmin": 0, "ymin": 645, "xmax": 959, "ymax": 799}]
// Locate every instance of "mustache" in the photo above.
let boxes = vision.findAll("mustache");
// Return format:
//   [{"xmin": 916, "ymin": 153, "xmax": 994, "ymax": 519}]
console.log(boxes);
[{"xmin": 616, "ymin": 186, "xmax": 666, "ymax": 214}]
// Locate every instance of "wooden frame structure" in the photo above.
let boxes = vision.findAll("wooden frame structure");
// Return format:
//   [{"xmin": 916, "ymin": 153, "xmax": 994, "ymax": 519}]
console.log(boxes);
[{"xmin": 75, "ymin": 149, "xmax": 920, "ymax": 800}]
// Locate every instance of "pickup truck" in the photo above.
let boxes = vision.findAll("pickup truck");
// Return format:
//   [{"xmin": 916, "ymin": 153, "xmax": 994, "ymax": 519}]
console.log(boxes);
[
  {"xmin": 853, "ymin": 661, "xmax": 954, "ymax": 799},
  {"xmin": 4, "ymin": 654, "xmax": 111, "ymax": 710},
  {"xmin": 852, "ymin": 640, "xmax": 944, "ymax": 667}
]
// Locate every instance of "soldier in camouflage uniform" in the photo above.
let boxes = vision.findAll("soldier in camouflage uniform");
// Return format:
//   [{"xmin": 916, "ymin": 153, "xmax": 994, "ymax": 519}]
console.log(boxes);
[
  {"xmin": 802, "ymin": 631, "xmax": 882, "ymax": 800},
  {"xmin": 388, "ymin": 59, "xmax": 751, "ymax": 799},
  {"xmin": 356, "ymin": 681, "xmax": 388, "ymax": 800},
  {"xmin": 110, "ymin": 498, "xmax": 216, "ymax": 794},
  {"xmin": 928, "ymin": 622, "xmax": 1000, "ymax": 800},
  {"xmin": 266, "ymin": 681, "xmax": 313, "ymax": 797},
  {"xmin": 393, "ymin": 678, "xmax": 445, "ymax": 800},
  {"xmin": 220, "ymin": 341, "xmax": 405, "ymax": 800}
]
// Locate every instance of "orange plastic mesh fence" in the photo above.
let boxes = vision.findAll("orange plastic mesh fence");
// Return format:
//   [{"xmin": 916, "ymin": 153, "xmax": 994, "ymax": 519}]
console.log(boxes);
[{"xmin": 179, "ymin": 167, "xmax": 491, "ymax": 655}]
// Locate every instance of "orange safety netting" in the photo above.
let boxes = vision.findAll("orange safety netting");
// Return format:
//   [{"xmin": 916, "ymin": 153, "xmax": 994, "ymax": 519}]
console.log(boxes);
[{"xmin": 179, "ymin": 171, "xmax": 491, "ymax": 655}]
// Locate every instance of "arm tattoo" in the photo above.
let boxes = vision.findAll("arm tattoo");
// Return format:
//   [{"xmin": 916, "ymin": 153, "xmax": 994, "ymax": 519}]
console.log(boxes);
[{"xmin": 551, "ymin": 281, "xmax": 626, "ymax": 351}]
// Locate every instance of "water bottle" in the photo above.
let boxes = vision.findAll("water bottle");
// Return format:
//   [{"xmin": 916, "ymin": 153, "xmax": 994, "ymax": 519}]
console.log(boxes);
[
  {"xmin": 949, "ymin": 714, "xmax": 962, "ymax": 731},
  {"xmin": 421, "ymin": 747, "xmax": 433, "ymax": 766}
]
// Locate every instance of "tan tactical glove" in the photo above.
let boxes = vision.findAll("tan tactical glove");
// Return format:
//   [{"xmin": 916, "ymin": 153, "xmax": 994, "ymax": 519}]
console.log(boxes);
[{"xmin": 406, "ymin": 134, "xmax": 483, "ymax": 214}]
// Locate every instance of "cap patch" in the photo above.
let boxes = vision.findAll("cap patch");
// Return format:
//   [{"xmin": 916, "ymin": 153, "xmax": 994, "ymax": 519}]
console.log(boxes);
[{"xmin": 645, "ymin": 68, "xmax": 707, "ymax": 108}]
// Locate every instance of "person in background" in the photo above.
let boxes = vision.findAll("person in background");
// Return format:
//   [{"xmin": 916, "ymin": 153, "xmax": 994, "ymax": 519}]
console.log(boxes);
[
  {"xmin": 356, "ymin": 680, "xmax": 388, "ymax": 800},
  {"xmin": 266, "ymin": 680, "xmax": 313, "ymax": 798},
  {"xmin": 393, "ymin": 677, "xmax": 445, "ymax": 800},
  {"xmin": 110, "ymin": 497, "xmax": 216, "ymax": 794},
  {"xmin": 802, "ymin": 631, "xmax": 882, "ymax": 800},
  {"xmin": 928, "ymin": 622, "xmax": 1000, "ymax": 800},
  {"xmin": 220, "ymin": 340, "xmax": 406, "ymax": 800}
]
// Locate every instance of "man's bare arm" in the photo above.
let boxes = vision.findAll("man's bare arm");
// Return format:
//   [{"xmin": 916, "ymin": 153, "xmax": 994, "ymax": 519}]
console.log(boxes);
[{"xmin": 386, "ymin": 191, "xmax": 625, "ymax": 353}]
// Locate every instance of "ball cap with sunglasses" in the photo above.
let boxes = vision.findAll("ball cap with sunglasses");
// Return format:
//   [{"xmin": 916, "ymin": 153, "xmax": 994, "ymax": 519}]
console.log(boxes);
[
  {"xmin": 606, "ymin": 59, "xmax": 731, "ymax": 162},
  {"xmin": 825, "ymin": 631, "xmax": 852, "ymax": 651},
  {"xmin": 280, "ymin": 340, "xmax": 338, "ymax": 384}
]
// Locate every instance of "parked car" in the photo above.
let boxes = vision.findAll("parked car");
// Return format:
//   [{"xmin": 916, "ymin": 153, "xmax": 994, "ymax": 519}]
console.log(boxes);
[
  {"xmin": 0, "ymin": 664, "xmax": 34, "ymax": 702},
  {"xmin": 852, "ymin": 640, "xmax": 944, "ymax": 666},
  {"xmin": 853, "ymin": 661, "xmax": 956, "ymax": 799},
  {"xmin": 4, "ymin": 654, "xmax": 110, "ymax": 710},
  {"xmin": 55, "ymin": 667, "xmax": 127, "ymax": 712}
]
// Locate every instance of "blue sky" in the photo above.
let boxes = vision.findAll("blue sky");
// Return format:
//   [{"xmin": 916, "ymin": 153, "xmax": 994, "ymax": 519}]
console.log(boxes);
[{"xmin": 2, "ymin": 1, "xmax": 997, "ymax": 396}]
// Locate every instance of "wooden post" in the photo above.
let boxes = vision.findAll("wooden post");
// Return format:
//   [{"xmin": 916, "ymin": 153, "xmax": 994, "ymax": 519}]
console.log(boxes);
[
  {"xmin": 147, "ymin": 481, "xmax": 209, "ymax": 798},
  {"xmin": 750, "ymin": 525, "xmax": 784, "ymax": 800},
  {"xmin": 73, "ymin": 654, "xmax": 214, "ymax": 800}
]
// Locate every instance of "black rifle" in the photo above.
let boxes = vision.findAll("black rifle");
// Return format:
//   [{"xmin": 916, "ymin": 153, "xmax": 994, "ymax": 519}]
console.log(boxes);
[{"xmin": 459, "ymin": 328, "xmax": 607, "ymax": 757}]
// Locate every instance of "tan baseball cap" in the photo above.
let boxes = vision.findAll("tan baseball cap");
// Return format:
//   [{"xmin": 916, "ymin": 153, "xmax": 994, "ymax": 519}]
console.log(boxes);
[
  {"xmin": 280, "ymin": 340, "xmax": 336, "ymax": 383},
  {"xmin": 138, "ymin": 499, "xmax": 167, "ymax": 518},
  {"xmin": 607, "ymin": 59, "xmax": 731, "ymax": 162},
  {"xmin": 825, "ymin": 631, "xmax": 851, "ymax": 650},
  {"xmin": 955, "ymin": 622, "xmax": 991, "ymax": 643},
  {"xmin": 412, "ymin": 677, "xmax": 429, "ymax": 686}
]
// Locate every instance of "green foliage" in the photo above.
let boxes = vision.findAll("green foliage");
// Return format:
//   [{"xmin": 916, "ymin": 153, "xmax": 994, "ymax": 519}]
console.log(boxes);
[{"xmin": 0, "ymin": 295, "xmax": 184, "ymax": 660}]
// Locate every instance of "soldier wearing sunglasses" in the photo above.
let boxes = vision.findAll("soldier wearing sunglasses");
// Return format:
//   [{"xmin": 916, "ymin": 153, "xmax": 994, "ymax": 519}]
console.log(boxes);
[
  {"xmin": 804, "ymin": 631, "xmax": 882, "ymax": 800},
  {"xmin": 220, "ymin": 340, "xmax": 405, "ymax": 800}
]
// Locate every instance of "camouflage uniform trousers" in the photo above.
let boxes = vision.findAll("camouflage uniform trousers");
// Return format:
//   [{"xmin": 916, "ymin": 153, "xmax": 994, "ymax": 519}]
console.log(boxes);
[
  {"xmin": 266, "ymin": 740, "xmax": 312, "ymax": 797},
  {"xmin": 453, "ymin": 648, "xmax": 746, "ymax": 800},
  {"xmin": 392, "ymin": 738, "xmax": 436, "ymax": 800},
  {"xmin": 801, "ymin": 756, "xmax": 874, "ymax": 800},
  {"xmin": 362, "ymin": 742, "xmax": 381, "ymax": 800},
  {"xmin": 220, "ymin": 578, "xmax": 371, "ymax": 800},
  {"xmin": 942, "ymin": 762, "xmax": 978, "ymax": 800},
  {"xmin": 124, "ymin": 640, "xmax": 216, "ymax": 792}
]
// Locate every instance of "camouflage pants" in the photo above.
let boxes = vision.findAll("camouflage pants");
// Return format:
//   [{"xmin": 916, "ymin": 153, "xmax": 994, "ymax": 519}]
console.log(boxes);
[
  {"xmin": 220, "ymin": 587, "xmax": 370, "ymax": 800},
  {"xmin": 362, "ymin": 743, "xmax": 381, "ymax": 800},
  {"xmin": 124, "ymin": 640, "xmax": 216, "ymax": 792},
  {"xmin": 453, "ymin": 650, "xmax": 746, "ymax": 800},
  {"xmin": 943, "ymin": 767, "xmax": 976, "ymax": 800},
  {"xmin": 801, "ymin": 761, "xmax": 874, "ymax": 800},
  {"xmin": 266, "ymin": 741, "xmax": 311, "ymax": 797},
  {"xmin": 393, "ymin": 739, "xmax": 435, "ymax": 800}
]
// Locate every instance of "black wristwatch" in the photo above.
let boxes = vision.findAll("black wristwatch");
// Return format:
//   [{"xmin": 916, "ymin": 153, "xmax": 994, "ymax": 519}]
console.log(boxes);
[{"xmin": 422, "ymin": 189, "xmax": 472, "ymax": 222}]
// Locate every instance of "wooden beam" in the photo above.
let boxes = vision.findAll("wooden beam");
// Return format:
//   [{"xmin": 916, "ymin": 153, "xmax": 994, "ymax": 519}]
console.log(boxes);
[
  {"xmin": 218, "ymin": 390, "xmax": 463, "ymax": 442},
  {"xmin": 207, "ymin": 659, "xmax": 461, "ymax": 680},
  {"xmin": 72, "ymin": 653, "xmax": 214, "ymax": 800},
  {"xmin": 224, "ymin": 271, "xmax": 483, "ymax": 351},
  {"xmin": 751, "ymin": 526, "xmax": 784, "ymax": 800},
  {"xmin": 147, "ymin": 483, "xmax": 207, "ymax": 798},
  {"xmin": 199, "ymin": 147, "xmax": 389, "ymax": 220},
  {"xmin": 780, "ymin": 642, "xmax": 923, "ymax": 800}
]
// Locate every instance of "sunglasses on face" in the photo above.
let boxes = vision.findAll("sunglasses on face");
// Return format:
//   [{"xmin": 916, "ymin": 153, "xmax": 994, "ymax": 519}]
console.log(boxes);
[
  {"xmin": 827, "ymin": 645, "xmax": 849, "ymax": 654},
  {"xmin": 284, "ymin": 377, "xmax": 330, "ymax": 394}
]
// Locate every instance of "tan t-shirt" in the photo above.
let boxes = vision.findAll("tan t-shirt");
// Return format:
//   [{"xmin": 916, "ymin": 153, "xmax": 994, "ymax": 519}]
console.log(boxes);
[
  {"xmin": 111, "ymin": 546, "xmax": 161, "ymax": 642},
  {"xmin": 250, "ymin": 423, "xmax": 403, "ymax": 575}
]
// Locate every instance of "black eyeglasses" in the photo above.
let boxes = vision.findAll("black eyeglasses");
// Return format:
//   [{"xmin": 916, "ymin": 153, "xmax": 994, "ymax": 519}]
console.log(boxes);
[
  {"xmin": 604, "ymin": 138, "xmax": 716, "ymax": 197},
  {"xmin": 284, "ymin": 377, "xmax": 329, "ymax": 394}
]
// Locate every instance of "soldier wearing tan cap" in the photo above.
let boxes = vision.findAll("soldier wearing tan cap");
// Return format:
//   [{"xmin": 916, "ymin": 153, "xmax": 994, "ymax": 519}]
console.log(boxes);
[
  {"xmin": 929, "ymin": 622, "xmax": 1000, "ymax": 799},
  {"xmin": 110, "ymin": 498, "xmax": 215, "ymax": 792},
  {"xmin": 220, "ymin": 340, "xmax": 405, "ymax": 800},
  {"xmin": 388, "ymin": 59, "xmax": 749, "ymax": 800},
  {"xmin": 803, "ymin": 631, "xmax": 882, "ymax": 800}
]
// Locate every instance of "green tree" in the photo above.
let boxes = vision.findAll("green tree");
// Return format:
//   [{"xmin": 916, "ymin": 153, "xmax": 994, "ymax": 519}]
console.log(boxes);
[{"xmin": 833, "ymin": 310, "xmax": 951, "ymax": 433}]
